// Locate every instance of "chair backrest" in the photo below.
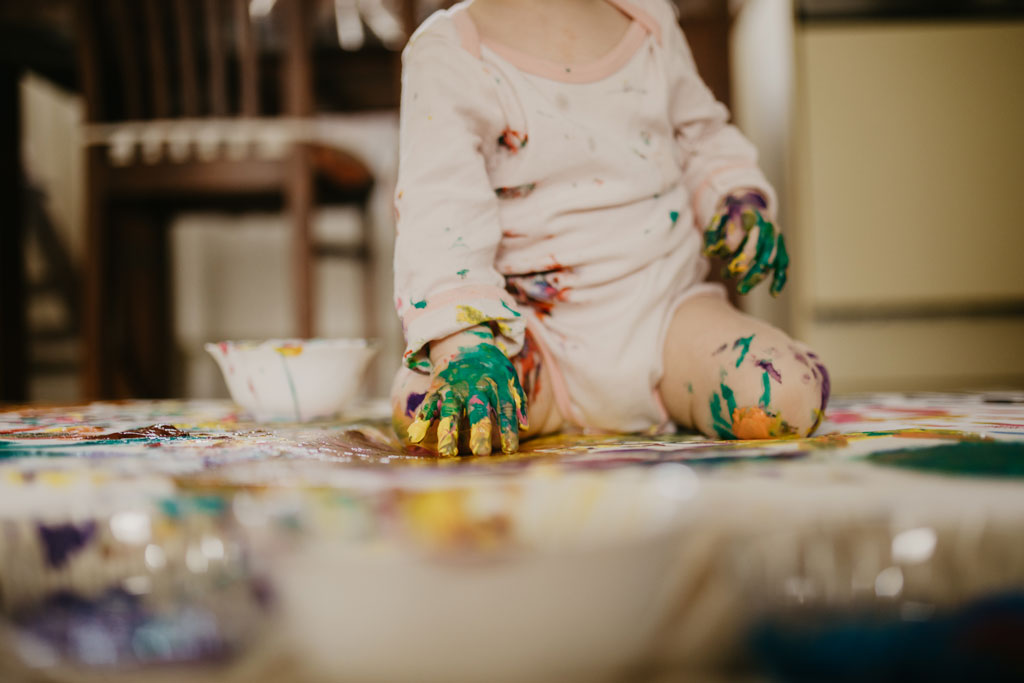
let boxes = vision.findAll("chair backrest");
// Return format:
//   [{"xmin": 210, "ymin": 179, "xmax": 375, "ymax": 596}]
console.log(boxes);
[{"xmin": 74, "ymin": 0, "xmax": 313, "ymax": 123}]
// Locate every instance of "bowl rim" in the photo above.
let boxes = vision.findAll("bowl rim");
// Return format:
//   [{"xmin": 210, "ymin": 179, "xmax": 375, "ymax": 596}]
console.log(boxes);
[{"xmin": 205, "ymin": 338, "xmax": 379, "ymax": 353}]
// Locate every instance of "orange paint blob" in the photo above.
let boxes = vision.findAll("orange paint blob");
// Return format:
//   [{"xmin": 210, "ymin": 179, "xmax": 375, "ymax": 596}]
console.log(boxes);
[{"xmin": 731, "ymin": 406, "xmax": 796, "ymax": 440}]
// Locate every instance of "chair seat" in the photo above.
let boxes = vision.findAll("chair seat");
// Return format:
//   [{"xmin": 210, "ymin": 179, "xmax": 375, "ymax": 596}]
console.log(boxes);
[{"xmin": 103, "ymin": 144, "xmax": 373, "ymax": 200}]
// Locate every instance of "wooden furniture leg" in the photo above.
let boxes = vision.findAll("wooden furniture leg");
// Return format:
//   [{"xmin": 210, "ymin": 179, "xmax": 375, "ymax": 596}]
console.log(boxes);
[
  {"xmin": 81, "ymin": 147, "xmax": 111, "ymax": 399},
  {"xmin": 0, "ymin": 64, "xmax": 28, "ymax": 402},
  {"xmin": 289, "ymin": 143, "xmax": 315, "ymax": 338}
]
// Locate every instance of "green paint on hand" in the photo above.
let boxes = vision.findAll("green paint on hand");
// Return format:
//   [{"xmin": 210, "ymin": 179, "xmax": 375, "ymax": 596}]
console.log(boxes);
[
  {"xmin": 457, "ymin": 269, "xmax": 469, "ymax": 279},
  {"xmin": 733, "ymin": 335, "xmax": 754, "ymax": 367},
  {"xmin": 407, "ymin": 344, "xmax": 527, "ymax": 457},
  {"xmin": 669, "ymin": 210, "xmax": 680, "ymax": 226},
  {"xmin": 687, "ymin": 382, "xmax": 694, "ymax": 394},
  {"xmin": 412, "ymin": 299, "xmax": 427, "ymax": 309}
]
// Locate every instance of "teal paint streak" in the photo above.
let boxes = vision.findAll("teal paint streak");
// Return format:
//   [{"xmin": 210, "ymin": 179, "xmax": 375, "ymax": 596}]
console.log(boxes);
[
  {"xmin": 0, "ymin": 435, "xmax": 197, "ymax": 459},
  {"xmin": 867, "ymin": 442, "xmax": 1024, "ymax": 478},
  {"xmin": 669, "ymin": 210, "xmax": 680, "ymax": 226},
  {"xmin": 412, "ymin": 299, "xmax": 427, "ymax": 309},
  {"xmin": 279, "ymin": 356, "xmax": 302, "ymax": 421},
  {"xmin": 759, "ymin": 371, "xmax": 772, "ymax": 408},
  {"xmin": 709, "ymin": 389, "xmax": 735, "ymax": 440},
  {"xmin": 457, "ymin": 269, "xmax": 469, "ymax": 279},
  {"xmin": 733, "ymin": 335, "xmax": 754, "ymax": 367},
  {"xmin": 721, "ymin": 383, "xmax": 737, "ymax": 416},
  {"xmin": 500, "ymin": 300, "xmax": 522, "ymax": 317}
]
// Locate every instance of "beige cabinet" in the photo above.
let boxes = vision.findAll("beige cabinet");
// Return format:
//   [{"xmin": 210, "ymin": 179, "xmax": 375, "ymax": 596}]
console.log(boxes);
[{"xmin": 789, "ymin": 19, "xmax": 1024, "ymax": 391}]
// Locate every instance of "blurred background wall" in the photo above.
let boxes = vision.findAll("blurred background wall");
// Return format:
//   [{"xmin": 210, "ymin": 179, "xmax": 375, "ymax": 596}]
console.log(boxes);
[{"xmin": 4, "ymin": 0, "xmax": 1024, "ymax": 405}]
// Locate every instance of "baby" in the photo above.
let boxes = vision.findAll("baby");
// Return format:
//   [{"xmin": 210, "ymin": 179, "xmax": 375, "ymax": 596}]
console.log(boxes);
[{"xmin": 390, "ymin": 0, "xmax": 830, "ymax": 456}]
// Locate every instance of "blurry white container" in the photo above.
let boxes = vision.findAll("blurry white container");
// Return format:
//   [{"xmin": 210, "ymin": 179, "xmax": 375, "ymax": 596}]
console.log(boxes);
[{"xmin": 205, "ymin": 338, "xmax": 377, "ymax": 422}]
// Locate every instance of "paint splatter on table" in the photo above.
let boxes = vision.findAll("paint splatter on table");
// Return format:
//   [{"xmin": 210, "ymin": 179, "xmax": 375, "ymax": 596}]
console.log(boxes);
[{"xmin": 0, "ymin": 393, "xmax": 1022, "ymax": 681}]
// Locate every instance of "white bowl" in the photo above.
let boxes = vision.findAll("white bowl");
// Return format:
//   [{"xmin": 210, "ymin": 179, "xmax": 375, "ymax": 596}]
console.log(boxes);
[
  {"xmin": 205, "ymin": 338, "xmax": 377, "ymax": 422},
  {"xmin": 274, "ymin": 465, "xmax": 700, "ymax": 683}
]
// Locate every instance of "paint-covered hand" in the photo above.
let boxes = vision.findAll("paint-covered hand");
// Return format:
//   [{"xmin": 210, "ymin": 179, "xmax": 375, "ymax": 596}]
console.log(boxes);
[
  {"xmin": 703, "ymin": 191, "xmax": 789, "ymax": 296},
  {"xmin": 406, "ymin": 342, "xmax": 528, "ymax": 457}
]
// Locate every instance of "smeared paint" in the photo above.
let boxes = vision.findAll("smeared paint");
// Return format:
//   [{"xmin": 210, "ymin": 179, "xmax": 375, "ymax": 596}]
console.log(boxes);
[
  {"xmin": 732, "ymin": 406, "xmax": 796, "ymax": 440},
  {"xmin": 37, "ymin": 521, "xmax": 97, "ymax": 568},
  {"xmin": 867, "ymin": 441, "xmax": 1024, "ymax": 478},
  {"xmin": 712, "ymin": 343, "xmax": 728, "ymax": 356},
  {"xmin": 497, "ymin": 128, "xmax": 528, "ymax": 153},
  {"xmin": 759, "ymin": 371, "xmax": 772, "ymax": 408},
  {"xmin": 456, "ymin": 269, "xmax": 469, "ymax": 279},
  {"xmin": 513, "ymin": 330, "xmax": 543, "ymax": 401},
  {"xmin": 499, "ymin": 300, "xmax": 522, "ymax": 318},
  {"xmin": 669, "ymin": 210, "xmax": 680, "ymax": 227},
  {"xmin": 495, "ymin": 183, "xmax": 537, "ymax": 199},
  {"xmin": 466, "ymin": 328, "xmax": 494, "ymax": 341},
  {"xmin": 703, "ymin": 191, "xmax": 788, "ymax": 296},
  {"xmin": 278, "ymin": 355, "xmax": 302, "ymax": 421},
  {"xmin": 412, "ymin": 299, "xmax": 427, "ymax": 309},
  {"xmin": 709, "ymin": 383, "xmax": 738, "ymax": 439},
  {"xmin": 274, "ymin": 343, "xmax": 303, "ymax": 357},
  {"xmin": 405, "ymin": 392, "xmax": 426, "ymax": 418},
  {"xmin": 407, "ymin": 344, "xmax": 527, "ymax": 457},
  {"xmin": 505, "ymin": 270, "xmax": 571, "ymax": 318},
  {"xmin": 757, "ymin": 359, "xmax": 782, "ymax": 383},
  {"xmin": 687, "ymin": 382, "xmax": 694, "ymax": 394},
  {"xmin": 733, "ymin": 335, "xmax": 754, "ymax": 367}
]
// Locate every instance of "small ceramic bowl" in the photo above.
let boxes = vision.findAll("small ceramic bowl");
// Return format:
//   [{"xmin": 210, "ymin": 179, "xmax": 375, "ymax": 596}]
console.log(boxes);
[{"xmin": 205, "ymin": 338, "xmax": 377, "ymax": 422}]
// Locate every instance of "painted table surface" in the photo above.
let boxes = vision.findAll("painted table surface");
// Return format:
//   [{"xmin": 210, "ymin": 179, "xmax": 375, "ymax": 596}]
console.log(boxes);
[{"xmin": 0, "ymin": 393, "xmax": 1023, "ymax": 680}]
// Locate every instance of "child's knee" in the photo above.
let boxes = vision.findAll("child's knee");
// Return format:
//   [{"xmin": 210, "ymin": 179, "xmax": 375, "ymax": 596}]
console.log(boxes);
[{"xmin": 704, "ymin": 340, "xmax": 830, "ymax": 439}]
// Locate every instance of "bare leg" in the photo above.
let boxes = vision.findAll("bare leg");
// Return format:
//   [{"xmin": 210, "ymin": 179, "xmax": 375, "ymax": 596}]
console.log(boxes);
[
  {"xmin": 659, "ymin": 294, "xmax": 830, "ymax": 439},
  {"xmin": 391, "ymin": 330, "xmax": 563, "ymax": 452}
]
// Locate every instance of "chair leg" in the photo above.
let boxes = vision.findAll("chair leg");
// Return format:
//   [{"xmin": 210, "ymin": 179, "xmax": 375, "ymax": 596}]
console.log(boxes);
[
  {"xmin": 0, "ymin": 64, "xmax": 27, "ymax": 401},
  {"xmin": 288, "ymin": 143, "xmax": 314, "ymax": 338},
  {"xmin": 81, "ymin": 148, "xmax": 110, "ymax": 399}
]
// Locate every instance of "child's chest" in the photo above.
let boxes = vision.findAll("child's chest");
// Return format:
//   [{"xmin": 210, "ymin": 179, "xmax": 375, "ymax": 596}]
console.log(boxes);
[{"xmin": 481, "ymin": 43, "xmax": 681, "ymax": 192}]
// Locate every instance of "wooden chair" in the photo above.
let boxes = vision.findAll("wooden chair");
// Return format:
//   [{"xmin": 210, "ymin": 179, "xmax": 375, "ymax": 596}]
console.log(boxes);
[{"xmin": 75, "ymin": 0, "xmax": 381, "ymax": 398}]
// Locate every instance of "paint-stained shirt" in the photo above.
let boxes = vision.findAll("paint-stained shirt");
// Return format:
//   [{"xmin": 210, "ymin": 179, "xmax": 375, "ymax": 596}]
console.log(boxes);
[{"xmin": 393, "ymin": 0, "xmax": 774, "ymax": 372}]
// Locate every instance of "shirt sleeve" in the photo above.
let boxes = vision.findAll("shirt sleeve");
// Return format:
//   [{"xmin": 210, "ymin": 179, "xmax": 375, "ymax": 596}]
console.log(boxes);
[
  {"xmin": 392, "ymin": 29, "xmax": 525, "ymax": 372},
  {"xmin": 656, "ymin": 0, "xmax": 777, "ymax": 230}
]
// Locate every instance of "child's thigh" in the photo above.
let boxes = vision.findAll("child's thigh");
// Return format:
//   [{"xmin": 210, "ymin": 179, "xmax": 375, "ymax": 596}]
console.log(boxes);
[
  {"xmin": 389, "ymin": 340, "xmax": 561, "ymax": 448},
  {"xmin": 658, "ymin": 294, "xmax": 830, "ymax": 438}
]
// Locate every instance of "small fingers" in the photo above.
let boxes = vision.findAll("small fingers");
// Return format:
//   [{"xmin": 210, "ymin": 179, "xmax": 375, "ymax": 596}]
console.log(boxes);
[
  {"xmin": 737, "ymin": 216, "xmax": 777, "ymax": 294},
  {"xmin": 483, "ymin": 376, "xmax": 519, "ymax": 454},
  {"xmin": 702, "ymin": 211, "xmax": 732, "ymax": 257},
  {"xmin": 407, "ymin": 391, "xmax": 439, "ymax": 443},
  {"xmin": 437, "ymin": 388, "xmax": 462, "ymax": 457},
  {"xmin": 466, "ymin": 392, "xmax": 492, "ymax": 456},
  {"xmin": 469, "ymin": 416, "xmax": 493, "ymax": 456},
  {"xmin": 770, "ymin": 233, "xmax": 790, "ymax": 296}
]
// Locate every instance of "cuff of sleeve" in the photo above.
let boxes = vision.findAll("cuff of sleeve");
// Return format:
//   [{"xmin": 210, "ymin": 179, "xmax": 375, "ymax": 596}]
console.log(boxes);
[
  {"xmin": 400, "ymin": 286, "xmax": 526, "ymax": 371},
  {"xmin": 691, "ymin": 163, "xmax": 778, "ymax": 230}
]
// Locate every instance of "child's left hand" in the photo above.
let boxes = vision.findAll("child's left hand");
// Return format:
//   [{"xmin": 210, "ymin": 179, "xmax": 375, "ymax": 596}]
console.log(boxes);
[{"xmin": 702, "ymin": 190, "xmax": 789, "ymax": 296}]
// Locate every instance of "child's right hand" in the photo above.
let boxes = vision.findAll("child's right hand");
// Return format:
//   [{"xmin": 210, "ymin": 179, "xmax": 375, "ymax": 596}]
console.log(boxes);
[{"xmin": 406, "ymin": 329, "xmax": 528, "ymax": 457}]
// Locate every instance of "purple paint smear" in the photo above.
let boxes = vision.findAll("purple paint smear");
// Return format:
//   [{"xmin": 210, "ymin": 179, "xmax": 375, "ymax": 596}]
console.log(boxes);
[
  {"xmin": 712, "ymin": 343, "xmax": 728, "ymax": 356},
  {"xmin": 756, "ymin": 359, "xmax": 782, "ymax": 383},
  {"xmin": 37, "ymin": 521, "xmax": 97, "ymax": 569},
  {"xmin": 405, "ymin": 392, "xmax": 426, "ymax": 417},
  {"xmin": 815, "ymin": 361, "xmax": 832, "ymax": 412}
]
